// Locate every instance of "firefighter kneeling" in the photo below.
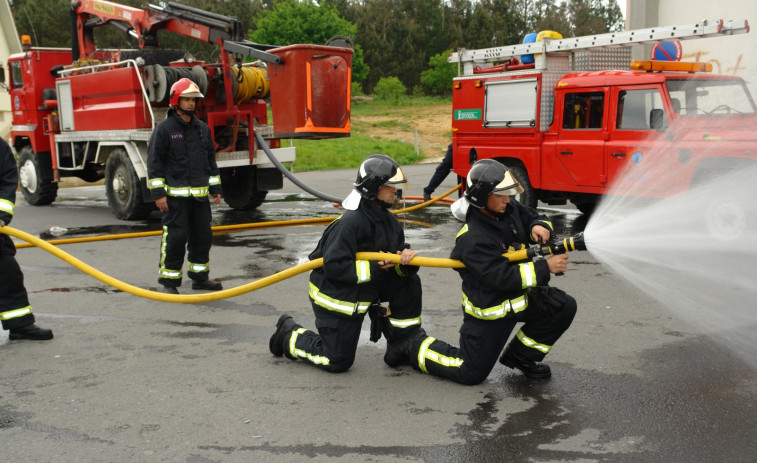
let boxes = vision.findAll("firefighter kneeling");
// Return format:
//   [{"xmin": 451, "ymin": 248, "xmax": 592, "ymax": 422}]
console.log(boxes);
[
  {"xmin": 269, "ymin": 155, "xmax": 426, "ymax": 372},
  {"xmin": 404, "ymin": 160, "xmax": 577, "ymax": 384}
]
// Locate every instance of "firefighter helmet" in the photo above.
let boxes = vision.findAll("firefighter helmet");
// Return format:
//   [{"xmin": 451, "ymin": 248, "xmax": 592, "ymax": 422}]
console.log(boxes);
[
  {"xmin": 169, "ymin": 77, "xmax": 204, "ymax": 108},
  {"xmin": 343, "ymin": 154, "xmax": 407, "ymax": 210},
  {"xmin": 464, "ymin": 159, "xmax": 524, "ymax": 209}
]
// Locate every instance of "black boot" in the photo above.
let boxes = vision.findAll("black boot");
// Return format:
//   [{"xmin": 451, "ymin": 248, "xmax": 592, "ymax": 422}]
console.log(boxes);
[
  {"xmin": 499, "ymin": 348, "xmax": 551, "ymax": 379},
  {"xmin": 192, "ymin": 279, "xmax": 223, "ymax": 291},
  {"xmin": 9, "ymin": 324, "xmax": 54, "ymax": 341},
  {"xmin": 384, "ymin": 328, "xmax": 427, "ymax": 367},
  {"xmin": 158, "ymin": 285, "xmax": 179, "ymax": 294},
  {"xmin": 269, "ymin": 314, "xmax": 298, "ymax": 357}
]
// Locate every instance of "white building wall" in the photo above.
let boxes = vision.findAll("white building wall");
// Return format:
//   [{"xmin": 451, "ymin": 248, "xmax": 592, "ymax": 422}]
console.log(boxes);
[
  {"xmin": 1, "ymin": 0, "xmax": 21, "ymax": 139},
  {"xmin": 628, "ymin": 0, "xmax": 757, "ymax": 98}
]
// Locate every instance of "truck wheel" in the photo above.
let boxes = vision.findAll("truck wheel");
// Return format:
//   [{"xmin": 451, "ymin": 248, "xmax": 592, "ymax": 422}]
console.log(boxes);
[
  {"xmin": 506, "ymin": 164, "xmax": 537, "ymax": 208},
  {"xmin": 105, "ymin": 149, "xmax": 151, "ymax": 220},
  {"xmin": 691, "ymin": 164, "xmax": 751, "ymax": 241},
  {"xmin": 220, "ymin": 166, "xmax": 268, "ymax": 210},
  {"xmin": 17, "ymin": 147, "xmax": 58, "ymax": 205}
]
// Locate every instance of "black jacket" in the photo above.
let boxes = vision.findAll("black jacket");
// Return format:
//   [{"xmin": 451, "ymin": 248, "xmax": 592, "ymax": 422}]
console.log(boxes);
[
  {"xmin": 147, "ymin": 109, "xmax": 221, "ymax": 201},
  {"xmin": 308, "ymin": 197, "xmax": 417, "ymax": 315},
  {"xmin": 450, "ymin": 201, "xmax": 553, "ymax": 318},
  {"xmin": 0, "ymin": 138, "xmax": 17, "ymax": 226}
]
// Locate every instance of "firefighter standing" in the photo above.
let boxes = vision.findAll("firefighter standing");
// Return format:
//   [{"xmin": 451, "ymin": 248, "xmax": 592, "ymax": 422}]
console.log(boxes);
[
  {"xmin": 401, "ymin": 160, "xmax": 576, "ymax": 384},
  {"xmin": 0, "ymin": 137, "xmax": 54, "ymax": 341},
  {"xmin": 147, "ymin": 78, "xmax": 223, "ymax": 294},
  {"xmin": 269, "ymin": 155, "xmax": 426, "ymax": 372}
]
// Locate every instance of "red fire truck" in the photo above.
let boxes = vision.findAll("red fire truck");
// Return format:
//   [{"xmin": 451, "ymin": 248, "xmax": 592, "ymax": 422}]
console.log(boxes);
[
  {"xmin": 4, "ymin": 1, "xmax": 351, "ymax": 219},
  {"xmin": 448, "ymin": 19, "xmax": 755, "ymax": 218}
]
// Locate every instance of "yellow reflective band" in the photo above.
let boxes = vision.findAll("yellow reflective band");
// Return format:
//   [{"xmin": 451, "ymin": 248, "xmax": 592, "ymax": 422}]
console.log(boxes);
[
  {"xmin": 456, "ymin": 224, "xmax": 469, "ymax": 239},
  {"xmin": 160, "ymin": 226, "xmax": 169, "ymax": 272},
  {"xmin": 417, "ymin": 336, "xmax": 436, "ymax": 374},
  {"xmin": 209, "ymin": 175, "xmax": 221, "ymax": 186},
  {"xmin": 148, "ymin": 178, "xmax": 165, "ymax": 189},
  {"xmin": 461, "ymin": 291, "xmax": 527, "ymax": 320},
  {"xmin": 290, "ymin": 328, "xmax": 330, "ymax": 365},
  {"xmin": 159, "ymin": 267, "xmax": 182, "ymax": 279},
  {"xmin": 421, "ymin": 341, "xmax": 464, "ymax": 373},
  {"xmin": 0, "ymin": 305, "xmax": 33, "ymax": 320},
  {"xmin": 355, "ymin": 259, "xmax": 371, "ymax": 283},
  {"xmin": 388, "ymin": 316, "xmax": 421, "ymax": 328},
  {"xmin": 519, "ymin": 262, "xmax": 536, "ymax": 289},
  {"xmin": 188, "ymin": 262, "xmax": 209, "ymax": 273},
  {"xmin": 516, "ymin": 330, "xmax": 552, "ymax": 354},
  {"xmin": 164, "ymin": 186, "xmax": 210, "ymax": 197},
  {"xmin": 308, "ymin": 282, "xmax": 371, "ymax": 316},
  {"xmin": 0, "ymin": 198, "xmax": 14, "ymax": 215},
  {"xmin": 189, "ymin": 187, "xmax": 209, "ymax": 197}
]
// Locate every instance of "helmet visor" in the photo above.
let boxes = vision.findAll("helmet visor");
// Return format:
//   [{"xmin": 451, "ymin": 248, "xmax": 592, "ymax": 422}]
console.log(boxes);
[
  {"xmin": 384, "ymin": 166, "xmax": 408, "ymax": 186},
  {"xmin": 491, "ymin": 170, "xmax": 525, "ymax": 196}
]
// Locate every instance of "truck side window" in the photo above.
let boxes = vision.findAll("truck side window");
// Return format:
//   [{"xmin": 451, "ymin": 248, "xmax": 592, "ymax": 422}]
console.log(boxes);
[
  {"xmin": 562, "ymin": 92, "xmax": 604, "ymax": 129},
  {"xmin": 617, "ymin": 89, "xmax": 667, "ymax": 130},
  {"xmin": 10, "ymin": 62, "xmax": 23, "ymax": 89}
]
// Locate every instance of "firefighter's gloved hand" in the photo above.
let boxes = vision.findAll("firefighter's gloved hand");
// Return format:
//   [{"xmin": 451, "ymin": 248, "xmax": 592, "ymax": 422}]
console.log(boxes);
[
  {"xmin": 528, "ymin": 286, "xmax": 568, "ymax": 317},
  {"xmin": 368, "ymin": 303, "xmax": 393, "ymax": 343}
]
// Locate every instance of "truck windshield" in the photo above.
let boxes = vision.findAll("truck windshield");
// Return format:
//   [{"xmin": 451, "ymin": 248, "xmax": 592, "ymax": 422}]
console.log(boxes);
[{"xmin": 666, "ymin": 79, "xmax": 756, "ymax": 116}]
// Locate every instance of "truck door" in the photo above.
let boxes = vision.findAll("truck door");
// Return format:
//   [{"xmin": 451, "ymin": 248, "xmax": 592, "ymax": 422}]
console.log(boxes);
[
  {"xmin": 605, "ymin": 86, "xmax": 671, "ymax": 196},
  {"xmin": 550, "ymin": 90, "xmax": 608, "ymax": 188}
]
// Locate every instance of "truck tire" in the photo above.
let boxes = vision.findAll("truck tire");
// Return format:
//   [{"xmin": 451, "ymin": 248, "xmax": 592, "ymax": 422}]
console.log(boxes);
[
  {"xmin": 691, "ymin": 163, "xmax": 751, "ymax": 241},
  {"xmin": 105, "ymin": 149, "xmax": 152, "ymax": 220},
  {"xmin": 17, "ymin": 147, "xmax": 58, "ymax": 205},
  {"xmin": 505, "ymin": 163, "xmax": 537, "ymax": 208},
  {"xmin": 220, "ymin": 166, "xmax": 268, "ymax": 210}
]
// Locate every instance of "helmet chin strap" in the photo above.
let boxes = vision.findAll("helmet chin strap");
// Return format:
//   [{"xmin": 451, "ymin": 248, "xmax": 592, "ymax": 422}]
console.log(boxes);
[{"xmin": 176, "ymin": 107, "xmax": 195, "ymax": 117}]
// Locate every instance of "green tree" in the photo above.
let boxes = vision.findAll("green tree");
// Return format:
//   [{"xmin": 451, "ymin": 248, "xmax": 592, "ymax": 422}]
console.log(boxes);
[
  {"xmin": 420, "ymin": 50, "xmax": 456, "ymax": 97},
  {"xmin": 373, "ymin": 76, "xmax": 406, "ymax": 103},
  {"xmin": 249, "ymin": 0, "xmax": 369, "ymax": 82}
]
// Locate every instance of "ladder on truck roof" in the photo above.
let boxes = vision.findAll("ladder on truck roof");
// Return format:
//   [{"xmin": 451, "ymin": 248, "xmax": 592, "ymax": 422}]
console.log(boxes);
[{"xmin": 449, "ymin": 19, "xmax": 750, "ymax": 75}]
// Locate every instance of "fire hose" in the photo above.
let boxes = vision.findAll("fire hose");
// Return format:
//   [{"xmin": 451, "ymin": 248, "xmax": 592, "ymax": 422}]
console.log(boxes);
[{"xmin": 0, "ymin": 220, "xmax": 586, "ymax": 303}]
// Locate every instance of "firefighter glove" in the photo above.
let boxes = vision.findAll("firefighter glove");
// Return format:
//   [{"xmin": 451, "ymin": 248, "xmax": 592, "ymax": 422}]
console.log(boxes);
[
  {"xmin": 368, "ymin": 302, "xmax": 393, "ymax": 343},
  {"xmin": 528, "ymin": 285, "xmax": 568, "ymax": 317}
]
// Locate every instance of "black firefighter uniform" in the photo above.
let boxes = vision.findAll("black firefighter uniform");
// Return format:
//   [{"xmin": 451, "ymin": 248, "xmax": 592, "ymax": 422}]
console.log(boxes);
[
  {"xmin": 147, "ymin": 109, "xmax": 221, "ymax": 287},
  {"xmin": 0, "ymin": 139, "xmax": 40, "ymax": 330},
  {"xmin": 406, "ymin": 201, "xmax": 577, "ymax": 385}
]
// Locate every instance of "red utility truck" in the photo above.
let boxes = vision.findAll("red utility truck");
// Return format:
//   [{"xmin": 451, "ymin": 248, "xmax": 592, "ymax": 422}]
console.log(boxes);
[
  {"xmin": 448, "ymin": 19, "xmax": 755, "ymax": 218},
  {"xmin": 4, "ymin": 1, "xmax": 351, "ymax": 219}
]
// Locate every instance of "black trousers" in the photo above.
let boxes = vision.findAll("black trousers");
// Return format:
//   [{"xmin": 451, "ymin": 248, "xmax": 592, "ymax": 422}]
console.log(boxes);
[
  {"xmin": 0, "ymin": 235, "xmax": 35, "ymax": 330},
  {"xmin": 158, "ymin": 197, "xmax": 213, "ymax": 287},
  {"xmin": 291, "ymin": 273, "xmax": 423, "ymax": 373},
  {"xmin": 409, "ymin": 292, "xmax": 577, "ymax": 385}
]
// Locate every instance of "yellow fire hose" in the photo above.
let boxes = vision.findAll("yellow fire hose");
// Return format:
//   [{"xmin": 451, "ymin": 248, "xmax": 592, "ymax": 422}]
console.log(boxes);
[
  {"xmin": 1, "ymin": 182, "xmax": 586, "ymax": 304},
  {"xmin": 1, "ymin": 185, "xmax": 465, "ymax": 303}
]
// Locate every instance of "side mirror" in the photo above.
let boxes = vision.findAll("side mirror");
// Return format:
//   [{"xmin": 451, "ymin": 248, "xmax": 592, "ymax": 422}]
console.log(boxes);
[{"xmin": 649, "ymin": 108, "xmax": 666, "ymax": 131}]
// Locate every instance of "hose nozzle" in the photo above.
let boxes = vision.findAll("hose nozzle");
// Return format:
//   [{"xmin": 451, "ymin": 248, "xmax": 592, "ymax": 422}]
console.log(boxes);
[
  {"xmin": 549, "ymin": 232, "xmax": 586, "ymax": 254},
  {"xmin": 503, "ymin": 232, "xmax": 588, "ymax": 262}
]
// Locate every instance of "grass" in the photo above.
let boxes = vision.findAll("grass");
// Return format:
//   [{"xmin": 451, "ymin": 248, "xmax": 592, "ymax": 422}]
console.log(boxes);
[{"xmin": 280, "ymin": 96, "xmax": 450, "ymax": 172}]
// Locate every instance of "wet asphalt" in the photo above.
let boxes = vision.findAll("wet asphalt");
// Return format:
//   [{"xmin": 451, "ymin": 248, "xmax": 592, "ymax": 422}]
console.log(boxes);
[{"xmin": 1, "ymin": 163, "xmax": 755, "ymax": 462}]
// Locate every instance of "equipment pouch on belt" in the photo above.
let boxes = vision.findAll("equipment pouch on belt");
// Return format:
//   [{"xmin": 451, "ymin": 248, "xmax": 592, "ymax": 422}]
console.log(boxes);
[
  {"xmin": 368, "ymin": 302, "xmax": 393, "ymax": 343},
  {"xmin": 528, "ymin": 285, "xmax": 568, "ymax": 317}
]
